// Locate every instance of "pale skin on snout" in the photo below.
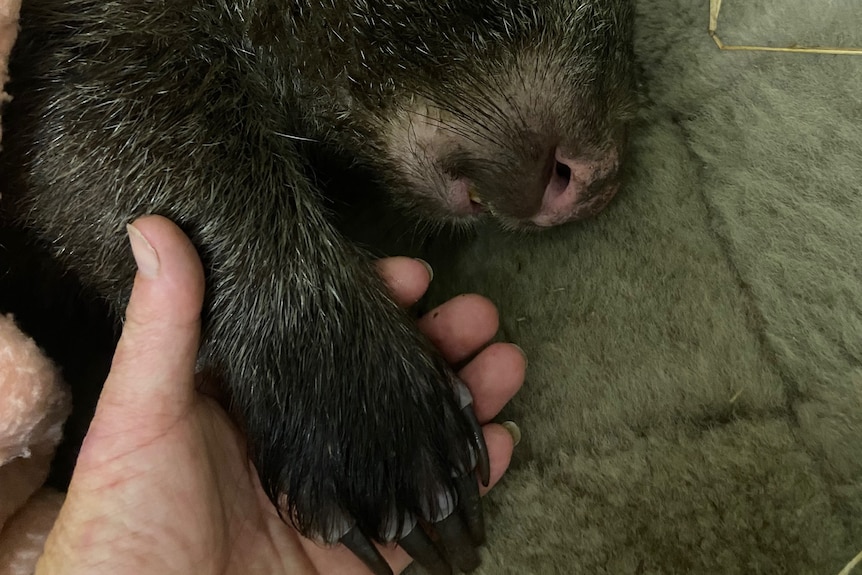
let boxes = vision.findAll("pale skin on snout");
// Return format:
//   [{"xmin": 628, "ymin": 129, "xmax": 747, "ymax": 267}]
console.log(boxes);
[{"xmin": 35, "ymin": 215, "xmax": 525, "ymax": 575}]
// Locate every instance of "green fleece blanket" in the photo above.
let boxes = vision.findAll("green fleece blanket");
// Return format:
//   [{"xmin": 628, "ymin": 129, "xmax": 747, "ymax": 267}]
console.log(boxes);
[{"xmin": 413, "ymin": 1, "xmax": 862, "ymax": 573}]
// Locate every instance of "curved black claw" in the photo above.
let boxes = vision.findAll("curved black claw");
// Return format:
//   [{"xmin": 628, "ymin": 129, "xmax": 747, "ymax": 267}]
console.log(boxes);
[
  {"xmin": 462, "ymin": 406, "xmax": 490, "ymax": 487},
  {"xmin": 455, "ymin": 380, "xmax": 491, "ymax": 487},
  {"xmin": 341, "ymin": 526, "xmax": 393, "ymax": 575},
  {"xmin": 454, "ymin": 472, "xmax": 486, "ymax": 545},
  {"xmin": 433, "ymin": 511, "xmax": 482, "ymax": 572},
  {"xmin": 399, "ymin": 523, "xmax": 453, "ymax": 575}
]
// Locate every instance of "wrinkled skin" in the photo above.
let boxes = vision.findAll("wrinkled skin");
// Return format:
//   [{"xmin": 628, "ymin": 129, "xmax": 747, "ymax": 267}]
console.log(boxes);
[{"xmin": 0, "ymin": 0, "xmax": 636, "ymax": 572}]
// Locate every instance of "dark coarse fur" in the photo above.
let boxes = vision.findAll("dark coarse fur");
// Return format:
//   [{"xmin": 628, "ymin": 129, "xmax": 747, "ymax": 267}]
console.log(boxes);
[{"xmin": 0, "ymin": 0, "xmax": 636, "ymax": 545}]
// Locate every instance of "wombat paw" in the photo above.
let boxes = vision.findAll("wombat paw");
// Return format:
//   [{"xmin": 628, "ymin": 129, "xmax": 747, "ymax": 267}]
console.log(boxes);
[
  {"xmin": 339, "ymin": 380, "xmax": 489, "ymax": 575},
  {"xmin": 259, "ymin": 374, "xmax": 490, "ymax": 575}
]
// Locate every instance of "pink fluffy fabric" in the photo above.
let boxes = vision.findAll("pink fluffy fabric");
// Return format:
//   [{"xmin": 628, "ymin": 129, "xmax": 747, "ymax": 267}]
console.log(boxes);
[
  {"xmin": 1, "ymin": 3, "xmax": 73, "ymax": 570},
  {"xmin": 0, "ymin": 314, "xmax": 71, "ymax": 575},
  {"xmin": 0, "ymin": 313, "xmax": 70, "ymax": 525}
]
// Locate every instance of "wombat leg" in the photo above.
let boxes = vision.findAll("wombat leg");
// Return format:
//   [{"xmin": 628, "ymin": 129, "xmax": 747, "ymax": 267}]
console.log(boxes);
[{"xmin": 193, "ymin": 222, "xmax": 493, "ymax": 573}]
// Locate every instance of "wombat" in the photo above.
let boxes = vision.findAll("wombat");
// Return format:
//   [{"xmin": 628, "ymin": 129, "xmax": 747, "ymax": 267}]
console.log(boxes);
[{"xmin": 0, "ymin": 1, "xmax": 637, "ymax": 573}]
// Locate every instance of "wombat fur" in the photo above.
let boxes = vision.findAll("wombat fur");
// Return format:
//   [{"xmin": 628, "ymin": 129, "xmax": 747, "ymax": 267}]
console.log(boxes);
[{"xmin": 0, "ymin": 0, "xmax": 636, "ymax": 557}]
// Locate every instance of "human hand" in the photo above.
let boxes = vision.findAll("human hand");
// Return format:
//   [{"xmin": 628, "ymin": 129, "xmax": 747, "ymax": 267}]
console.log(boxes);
[{"xmin": 35, "ymin": 215, "xmax": 525, "ymax": 575}]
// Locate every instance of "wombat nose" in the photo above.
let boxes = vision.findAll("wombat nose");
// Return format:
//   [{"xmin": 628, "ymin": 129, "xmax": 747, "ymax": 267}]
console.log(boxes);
[{"xmin": 531, "ymin": 147, "xmax": 620, "ymax": 227}]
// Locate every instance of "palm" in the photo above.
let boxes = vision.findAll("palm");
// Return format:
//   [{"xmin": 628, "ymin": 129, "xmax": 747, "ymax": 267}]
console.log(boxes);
[
  {"xmin": 130, "ymin": 396, "xmax": 373, "ymax": 574},
  {"xmin": 52, "ymin": 389, "xmax": 299, "ymax": 574}
]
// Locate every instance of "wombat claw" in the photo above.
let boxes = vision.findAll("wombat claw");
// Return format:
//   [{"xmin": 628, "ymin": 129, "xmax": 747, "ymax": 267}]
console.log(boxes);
[
  {"xmin": 399, "ymin": 520, "xmax": 454, "ymax": 575},
  {"xmin": 341, "ymin": 383, "xmax": 490, "ymax": 575},
  {"xmin": 457, "ymin": 380, "xmax": 491, "ymax": 488},
  {"xmin": 342, "ymin": 526, "xmax": 393, "ymax": 575}
]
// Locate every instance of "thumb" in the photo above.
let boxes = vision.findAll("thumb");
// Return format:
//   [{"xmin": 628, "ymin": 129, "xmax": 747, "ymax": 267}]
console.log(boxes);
[{"xmin": 95, "ymin": 215, "xmax": 206, "ymax": 426}]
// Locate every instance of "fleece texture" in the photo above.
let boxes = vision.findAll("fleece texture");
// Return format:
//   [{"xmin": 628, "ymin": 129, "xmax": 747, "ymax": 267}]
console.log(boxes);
[{"xmin": 410, "ymin": 1, "xmax": 862, "ymax": 573}]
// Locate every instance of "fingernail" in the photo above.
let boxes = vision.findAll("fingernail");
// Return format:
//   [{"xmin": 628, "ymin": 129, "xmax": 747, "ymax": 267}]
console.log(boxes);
[
  {"xmin": 126, "ymin": 224, "xmax": 160, "ymax": 278},
  {"xmin": 512, "ymin": 344, "xmax": 528, "ymax": 369},
  {"xmin": 415, "ymin": 258, "xmax": 433, "ymax": 282},
  {"xmin": 502, "ymin": 421, "xmax": 521, "ymax": 447}
]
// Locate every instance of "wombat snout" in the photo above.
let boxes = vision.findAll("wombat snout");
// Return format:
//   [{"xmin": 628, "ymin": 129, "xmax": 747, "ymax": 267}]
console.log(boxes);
[
  {"xmin": 433, "ymin": 136, "xmax": 625, "ymax": 230},
  {"xmin": 379, "ymin": 44, "xmax": 636, "ymax": 231}
]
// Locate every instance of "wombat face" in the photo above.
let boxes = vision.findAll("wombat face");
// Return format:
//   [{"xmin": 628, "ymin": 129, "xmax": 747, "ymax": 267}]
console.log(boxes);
[{"xmin": 255, "ymin": 0, "xmax": 637, "ymax": 229}]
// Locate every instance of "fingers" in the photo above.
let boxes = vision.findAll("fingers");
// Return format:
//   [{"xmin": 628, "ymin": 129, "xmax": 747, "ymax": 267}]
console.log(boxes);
[
  {"xmin": 376, "ymin": 259, "xmax": 499, "ymax": 367},
  {"xmin": 411, "ymin": 277, "xmax": 524, "ymax": 425},
  {"xmin": 96, "ymin": 215, "xmax": 206, "ymax": 424},
  {"xmin": 376, "ymin": 257, "xmax": 432, "ymax": 307},
  {"xmin": 417, "ymin": 294, "xmax": 499, "ymax": 364},
  {"xmin": 458, "ymin": 343, "xmax": 526, "ymax": 423}
]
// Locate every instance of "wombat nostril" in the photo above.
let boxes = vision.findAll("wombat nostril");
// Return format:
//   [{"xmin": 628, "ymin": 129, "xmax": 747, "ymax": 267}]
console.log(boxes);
[
  {"xmin": 544, "ymin": 159, "xmax": 572, "ymax": 200},
  {"xmin": 535, "ymin": 148, "xmax": 574, "ymax": 208},
  {"xmin": 532, "ymin": 147, "xmax": 623, "ymax": 227},
  {"xmin": 554, "ymin": 161, "xmax": 572, "ymax": 182}
]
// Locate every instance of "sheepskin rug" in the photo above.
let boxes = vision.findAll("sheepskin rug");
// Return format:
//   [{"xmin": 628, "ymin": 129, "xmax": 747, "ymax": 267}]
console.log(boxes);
[{"xmin": 417, "ymin": 1, "xmax": 862, "ymax": 572}]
